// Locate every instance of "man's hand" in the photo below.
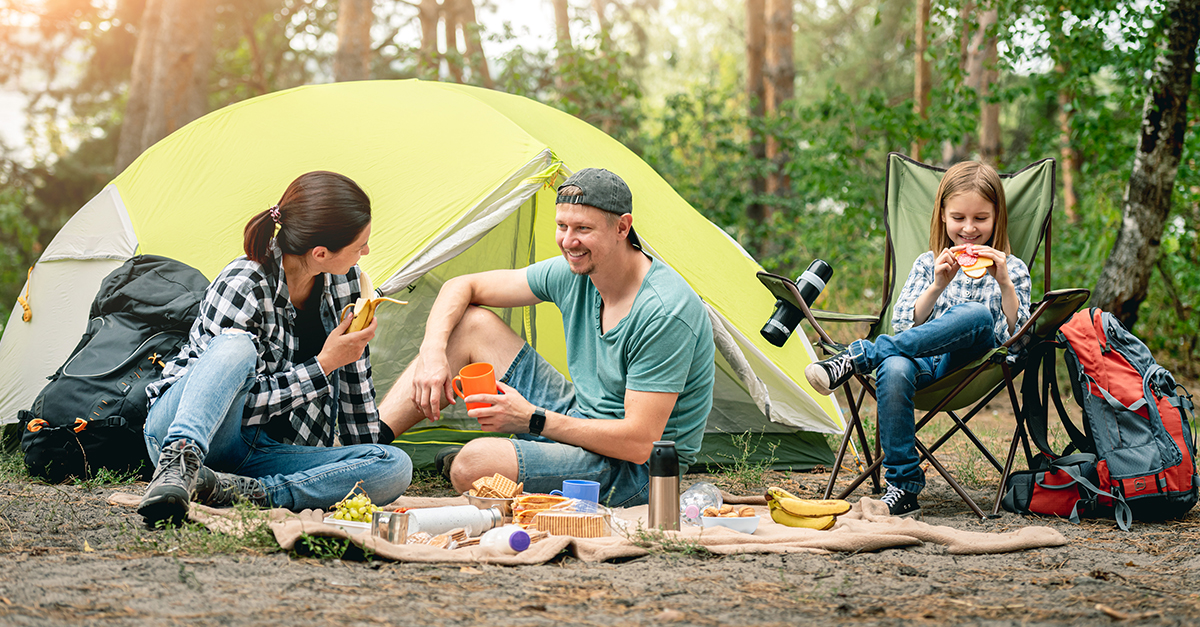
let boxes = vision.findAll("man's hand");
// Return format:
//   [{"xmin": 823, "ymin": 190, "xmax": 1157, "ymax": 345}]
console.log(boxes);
[
  {"xmin": 467, "ymin": 381, "xmax": 536, "ymax": 433},
  {"xmin": 409, "ymin": 349, "xmax": 457, "ymax": 422},
  {"xmin": 316, "ymin": 312, "xmax": 375, "ymax": 375}
]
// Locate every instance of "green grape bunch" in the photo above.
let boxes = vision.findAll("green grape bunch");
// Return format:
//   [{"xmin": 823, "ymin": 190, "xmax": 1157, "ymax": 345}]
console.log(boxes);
[{"xmin": 332, "ymin": 492, "xmax": 380, "ymax": 522}]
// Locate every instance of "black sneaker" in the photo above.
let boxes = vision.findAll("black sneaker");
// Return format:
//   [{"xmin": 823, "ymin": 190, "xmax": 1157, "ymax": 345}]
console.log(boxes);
[
  {"xmin": 881, "ymin": 485, "xmax": 922, "ymax": 519},
  {"xmin": 195, "ymin": 467, "xmax": 269, "ymax": 508},
  {"xmin": 138, "ymin": 439, "xmax": 203, "ymax": 527},
  {"xmin": 804, "ymin": 351, "xmax": 857, "ymax": 395},
  {"xmin": 435, "ymin": 446, "xmax": 461, "ymax": 483}
]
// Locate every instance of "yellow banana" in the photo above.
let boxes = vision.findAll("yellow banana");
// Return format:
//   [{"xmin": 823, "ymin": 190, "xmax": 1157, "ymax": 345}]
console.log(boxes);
[
  {"xmin": 339, "ymin": 271, "xmax": 406, "ymax": 332},
  {"xmin": 343, "ymin": 296, "xmax": 406, "ymax": 332},
  {"xmin": 768, "ymin": 505, "xmax": 836, "ymax": 530},
  {"xmin": 765, "ymin": 486, "xmax": 850, "ymax": 520}
]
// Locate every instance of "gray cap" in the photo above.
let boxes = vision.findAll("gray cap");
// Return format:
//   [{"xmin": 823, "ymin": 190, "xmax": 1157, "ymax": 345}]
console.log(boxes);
[{"xmin": 556, "ymin": 168, "xmax": 641, "ymax": 249}]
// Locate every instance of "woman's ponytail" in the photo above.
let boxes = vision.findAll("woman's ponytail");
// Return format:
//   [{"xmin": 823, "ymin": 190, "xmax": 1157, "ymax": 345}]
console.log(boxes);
[{"xmin": 243, "ymin": 209, "xmax": 278, "ymax": 266}]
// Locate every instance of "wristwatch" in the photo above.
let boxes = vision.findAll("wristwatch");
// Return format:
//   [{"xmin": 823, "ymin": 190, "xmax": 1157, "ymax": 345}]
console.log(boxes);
[{"xmin": 529, "ymin": 407, "xmax": 547, "ymax": 436}]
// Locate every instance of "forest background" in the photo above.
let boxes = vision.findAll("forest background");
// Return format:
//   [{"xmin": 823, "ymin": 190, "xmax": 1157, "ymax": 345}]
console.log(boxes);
[{"xmin": 0, "ymin": 0, "xmax": 1197, "ymax": 374}]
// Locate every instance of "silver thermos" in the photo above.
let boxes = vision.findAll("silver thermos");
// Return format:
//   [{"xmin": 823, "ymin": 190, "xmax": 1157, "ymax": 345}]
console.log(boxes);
[{"xmin": 648, "ymin": 440, "xmax": 680, "ymax": 530}]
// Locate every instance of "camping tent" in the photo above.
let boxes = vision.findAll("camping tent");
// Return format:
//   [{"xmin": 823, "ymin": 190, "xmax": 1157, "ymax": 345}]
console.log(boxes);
[{"xmin": 0, "ymin": 80, "xmax": 840, "ymax": 470}]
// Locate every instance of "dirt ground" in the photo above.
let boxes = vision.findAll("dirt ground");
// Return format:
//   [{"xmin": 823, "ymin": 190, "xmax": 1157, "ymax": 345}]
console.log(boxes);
[{"xmin": 3, "ymin": 454, "xmax": 1200, "ymax": 627}]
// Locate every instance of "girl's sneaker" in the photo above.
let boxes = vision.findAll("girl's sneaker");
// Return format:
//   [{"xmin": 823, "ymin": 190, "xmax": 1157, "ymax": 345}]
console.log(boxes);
[
  {"xmin": 804, "ymin": 351, "xmax": 856, "ymax": 395},
  {"xmin": 881, "ymin": 485, "xmax": 922, "ymax": 519}
]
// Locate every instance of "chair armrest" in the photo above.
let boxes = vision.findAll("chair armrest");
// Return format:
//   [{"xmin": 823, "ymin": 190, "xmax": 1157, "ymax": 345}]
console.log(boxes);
[
  {"xmin": 1002, "ymin": 287, "xmax": 1091, "ymax": 350},
  {"xmin": 756, "ymin": 271, "xmax": 876, "ymax": 349}
]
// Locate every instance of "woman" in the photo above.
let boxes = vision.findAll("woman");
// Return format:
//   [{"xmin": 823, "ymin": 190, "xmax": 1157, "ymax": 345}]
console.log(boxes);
[{"xmin": 138, "ymin": 171, "xmax": 411, "ymax": 527}]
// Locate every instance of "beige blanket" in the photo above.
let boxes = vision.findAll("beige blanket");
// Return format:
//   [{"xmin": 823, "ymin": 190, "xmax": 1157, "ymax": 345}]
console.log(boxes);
[{"xmin": 109, "ymin": 492, "xmax": 1066, "ymax": 564}]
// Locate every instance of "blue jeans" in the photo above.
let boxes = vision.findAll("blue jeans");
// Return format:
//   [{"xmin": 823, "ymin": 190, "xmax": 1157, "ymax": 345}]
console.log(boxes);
[
  {"xmin": 847, "ymin": 302, "xmax": 997, "ymax": 494},
  {"xmin": 499, "ymin": 344, "xmax": 652, "ymax": 508},
  {"xmin": 144, "ymin": 331, "xmax": 411, "ymax": 511}
]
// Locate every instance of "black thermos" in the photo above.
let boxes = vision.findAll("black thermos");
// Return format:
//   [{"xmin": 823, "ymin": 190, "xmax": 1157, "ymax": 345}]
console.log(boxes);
[{"xmin": 760, "ymin": 259, "xmax": 834, "ymax": 347}]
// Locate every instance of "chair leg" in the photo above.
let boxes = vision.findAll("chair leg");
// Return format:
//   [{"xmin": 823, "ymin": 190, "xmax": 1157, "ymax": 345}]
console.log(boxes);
[
  {"xmin": 824, "ymin": 377, "xmax": 875, "ymax": 499},
  {"xmin": 993, "ymin": 421, "xmax": 1025, "ymax": 516},
  {"xmin": 914, "ymin": 437, "xmax": 987, "ymax": 518}
]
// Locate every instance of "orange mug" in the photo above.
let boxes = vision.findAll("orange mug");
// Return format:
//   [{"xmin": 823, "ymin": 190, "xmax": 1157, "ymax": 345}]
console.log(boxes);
[{"xmin": 452, "ymin": 362, "xmax": 498, "ymax": 411}]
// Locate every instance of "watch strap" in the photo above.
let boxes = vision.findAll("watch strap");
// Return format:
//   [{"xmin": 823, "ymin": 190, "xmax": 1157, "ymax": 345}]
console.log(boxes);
[{"xmin": 529, "ymin": 407, "xmax": 547, "ymax": 436}]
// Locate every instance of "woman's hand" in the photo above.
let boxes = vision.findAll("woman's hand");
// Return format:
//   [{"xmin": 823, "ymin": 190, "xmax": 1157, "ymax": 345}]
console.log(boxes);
[{"xmin": 316, "ymin": 310, "xmax": 376, "ymax": 375}]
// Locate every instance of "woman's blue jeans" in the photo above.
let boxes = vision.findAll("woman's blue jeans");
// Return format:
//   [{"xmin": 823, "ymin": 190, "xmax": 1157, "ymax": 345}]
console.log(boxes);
[
  {"xmin": 847, "ymin": 302, "xmax": 997, "ymax": 495},
  {"xmin": 144, "ymin": 331, "xmax": 411, "ymax": 511}
]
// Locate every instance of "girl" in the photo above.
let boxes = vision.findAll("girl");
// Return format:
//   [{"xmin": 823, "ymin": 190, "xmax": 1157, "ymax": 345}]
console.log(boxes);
[
  {"xmin": 138, "ymin": 171, "xmax": 412, "ymax": 527},
  {"xmin": 804, "ymin": 161, "xmax": 1031, "ymax": 518}
]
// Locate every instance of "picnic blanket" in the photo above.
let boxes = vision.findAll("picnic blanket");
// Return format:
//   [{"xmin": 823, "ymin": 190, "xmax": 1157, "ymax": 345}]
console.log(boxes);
[{"xmin": 109, "ymin": 492, "xmax": 1067, "ymax": 564}]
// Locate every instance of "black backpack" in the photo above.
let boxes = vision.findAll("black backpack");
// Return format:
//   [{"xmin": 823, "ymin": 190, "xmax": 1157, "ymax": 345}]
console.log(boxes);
[{"xmin": 17, "ymin": 255, "xmax": 209, "ymax": 482}]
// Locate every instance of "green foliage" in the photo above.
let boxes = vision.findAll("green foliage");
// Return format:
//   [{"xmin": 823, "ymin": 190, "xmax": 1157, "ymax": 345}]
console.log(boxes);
[
  {"xmin": 710, "ymin": 431, "xmax": 779, "ymax": 494},
  {"xmin": 124, "ymin": 503, "xmax": 279, "ymax": 556}
]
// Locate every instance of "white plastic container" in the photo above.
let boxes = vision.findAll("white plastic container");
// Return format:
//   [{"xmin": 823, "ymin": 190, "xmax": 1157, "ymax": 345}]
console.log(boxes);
[
  {"xmin": 679, "ymin": 482, "xmax": 723, "ymax": 526},
  {"xmin": 479, "ymin": 525, "xmax": 531, "ymax": 555}
]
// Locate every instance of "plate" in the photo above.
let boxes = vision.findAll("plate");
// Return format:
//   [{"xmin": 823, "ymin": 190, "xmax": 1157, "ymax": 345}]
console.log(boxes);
[{"xmin": 701, "ymin": 515, "xmax": 760, "ymax": 534}]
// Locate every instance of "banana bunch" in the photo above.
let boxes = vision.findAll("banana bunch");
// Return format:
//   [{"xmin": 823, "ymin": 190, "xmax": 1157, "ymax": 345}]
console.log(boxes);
[
  {"xmin": 765, "ymin": 486, "xmax": 851, "ymax": 530},
  {"xmin": 340, "ymin": 272, "xmax": 406, "ymax": 332}
]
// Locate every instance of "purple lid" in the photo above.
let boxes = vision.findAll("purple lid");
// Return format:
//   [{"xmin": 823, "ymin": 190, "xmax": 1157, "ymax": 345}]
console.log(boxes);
[
  {"xmin": 685, "ymin": 504, "xmax": 700, "ymax": 519},
  {"xmin": 508, "ymin": 529, "xmax": 531, "ymax": 552}
]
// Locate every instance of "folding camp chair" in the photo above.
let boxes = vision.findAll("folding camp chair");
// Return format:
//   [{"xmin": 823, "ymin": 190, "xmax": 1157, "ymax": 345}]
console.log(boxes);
[{"xmin": 758, "ymin": 153, "xmax": 1089, "ymax": 518}]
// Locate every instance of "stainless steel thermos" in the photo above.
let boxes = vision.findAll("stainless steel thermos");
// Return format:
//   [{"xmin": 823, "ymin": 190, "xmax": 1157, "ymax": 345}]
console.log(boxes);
[{"xmin": 648, "ymin": 440, "xmax": 680, "ymax": 530}]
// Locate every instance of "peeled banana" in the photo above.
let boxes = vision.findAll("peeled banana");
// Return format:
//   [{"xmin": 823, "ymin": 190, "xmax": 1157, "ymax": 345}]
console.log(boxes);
[
  {"xmin": 340, "ymin": 271, "xmax": 406, "ymax": 332},
  {"xmin": 764, "ymin": 486, "xmax": 850, "ymax": 530}
]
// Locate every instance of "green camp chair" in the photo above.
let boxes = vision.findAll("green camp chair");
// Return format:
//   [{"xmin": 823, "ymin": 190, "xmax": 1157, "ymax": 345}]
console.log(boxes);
[{"xmin": 758, "ymin": 153, "xmax": 1089, "ymax": 518}]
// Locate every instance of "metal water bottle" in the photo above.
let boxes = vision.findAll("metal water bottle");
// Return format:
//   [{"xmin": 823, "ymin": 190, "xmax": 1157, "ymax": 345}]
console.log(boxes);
[{"xmin": 648, "ymin": 440, "xmax": 681, "ymax": 530}]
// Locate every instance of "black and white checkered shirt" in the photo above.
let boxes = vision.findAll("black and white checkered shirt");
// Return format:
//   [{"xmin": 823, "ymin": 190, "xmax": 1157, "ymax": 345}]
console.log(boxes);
[{"xmin": 146, "ymin": 245, "xmax": 382, "ymax": 447}]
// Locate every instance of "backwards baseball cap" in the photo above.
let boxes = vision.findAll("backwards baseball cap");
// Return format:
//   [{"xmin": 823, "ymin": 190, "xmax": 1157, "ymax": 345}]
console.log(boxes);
[{"xmin": 556, "ymin": 168, "xmax": 641, "ymax": 249}]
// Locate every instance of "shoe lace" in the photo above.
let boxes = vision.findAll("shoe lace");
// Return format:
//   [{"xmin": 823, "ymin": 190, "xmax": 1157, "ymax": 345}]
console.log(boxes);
[
  {"xmin": 826, "ymin": 354, "xmax": 855, "ymax": 383},
  {"xmin": 157, "ymin": 440, "xmax": 203, "ymax": 488},
  {"xmin": 880, "ymin": 485, "xmax": 905, "ymax": 508}
]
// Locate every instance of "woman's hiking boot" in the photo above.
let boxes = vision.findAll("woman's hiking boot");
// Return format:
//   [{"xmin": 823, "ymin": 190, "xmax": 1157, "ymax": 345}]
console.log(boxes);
[
  {"xmin": 195, "ymin": 467, "xmax": 270, "ymax": 508},
  {"xmin": 138, "ymin": 439, "xmax": 203, "ymax": 527}
]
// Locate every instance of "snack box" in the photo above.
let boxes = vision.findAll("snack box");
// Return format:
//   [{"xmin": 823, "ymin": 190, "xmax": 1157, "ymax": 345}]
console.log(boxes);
[
  {"xmin": 323, "ymin": 515, "xmax": 370, "ymax": 536},
  {"xmin": 533, "ymin": 511, "xmax": 609, "ymax": 538},
  {"xmin": 701, "ymin": 515, "xmax": 760, "ymax": 534}
]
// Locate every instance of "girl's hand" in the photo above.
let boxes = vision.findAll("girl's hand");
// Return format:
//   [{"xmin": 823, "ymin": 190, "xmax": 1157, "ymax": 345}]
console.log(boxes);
[
  {"xmin": 932, "ymin": 248, "xmax": 959, "ymax": 288},
  {"xmin": 972, "ymin": 245, "xmax": 1011, "ymax": 286},
  {"xmin": 317, "ymin": 311, "xmax": 376, "ymax": 375}
]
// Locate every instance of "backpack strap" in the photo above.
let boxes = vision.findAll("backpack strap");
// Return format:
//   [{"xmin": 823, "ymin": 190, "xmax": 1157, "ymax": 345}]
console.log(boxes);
[{"xmin": 1036, "ymin": 453, "xmax": 1133, "ymax": 530}]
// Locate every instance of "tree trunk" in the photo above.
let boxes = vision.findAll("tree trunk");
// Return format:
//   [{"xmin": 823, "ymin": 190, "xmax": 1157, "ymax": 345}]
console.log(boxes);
[
  {"xmin": 746, "ymin": 0, "xmax": 767, "ymax": 226},
  {"xmin": 1091, "ymin": 0, "xmax": 1200, "ymax": 329},
  {"xmin": 911, "ymin": 0, "xmax": 930, "ymax": 161},
  {"xmin": 1057, "ymin": 68, "xmax": 1079, "ymax": 222},
  {"xmin": 764, "ymin": 0, "xmax": 794, "ymax": 200},
  {"xmin": 458, "ymin": 0, "xmax": 491, "ymax": 87},
  {"xmin": 417, "ymin": 0, "xmax": 440, "ymax": 79},
  {"xmin": 115, "ymin": 0, "xmax": 163, "ymax": 173},
  {"xmin": 593, "ymin": 0, "xmax": 610, "ymax": 47},
  {"xmin": 335, "ymin": 0, "xmax": 373, "ymax": 82},
  {"xmin": 444, "ymin": 0, "xmax": 463, "ymax": 83},
  {"xmin": 976, "ymin": 7, "xmax": 1000, "ymax": 164},
  {"xmin": 139, "ymin": 0, "xmax": 215, "ymax": 158},
  {"xmin": 553, "ymin": 0, "xmax": 572, "ymax": 92},
  {"xmin": 943, "ymin": 1, "xmax": 976, "ymax": 164}
]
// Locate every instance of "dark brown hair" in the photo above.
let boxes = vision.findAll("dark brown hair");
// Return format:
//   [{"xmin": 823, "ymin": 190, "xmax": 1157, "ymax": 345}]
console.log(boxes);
[{"xmin": 243, "ymin": 171, "xmax": 371, "ymax": 266}]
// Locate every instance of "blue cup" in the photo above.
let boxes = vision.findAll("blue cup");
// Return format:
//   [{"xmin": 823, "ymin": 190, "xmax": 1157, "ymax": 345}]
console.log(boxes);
[{"xmin": 551, "ymin": 479, "xmax": 601, "ymax": 511}]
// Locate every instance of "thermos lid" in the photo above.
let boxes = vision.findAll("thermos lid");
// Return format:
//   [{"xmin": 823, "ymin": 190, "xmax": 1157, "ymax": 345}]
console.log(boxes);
[{"xmin": 649, "ymin": 440, "xmax": 679, "ymax": 477}]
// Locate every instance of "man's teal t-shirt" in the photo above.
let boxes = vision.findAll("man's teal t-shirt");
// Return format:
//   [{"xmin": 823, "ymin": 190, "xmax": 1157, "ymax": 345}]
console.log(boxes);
[{"xmin": 525, "ymin": 256, "xmax": 715, "ymax": 469}]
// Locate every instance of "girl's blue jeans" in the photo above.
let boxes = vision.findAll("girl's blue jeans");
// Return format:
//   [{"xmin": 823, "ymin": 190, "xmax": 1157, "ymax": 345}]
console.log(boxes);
[
  {"xmin": 143, "ymin": 331, "xmax": 411, "ymax": 511},
  {"xmin": 847, "ymin": 302, "xmax": 997, "ymax": 495}
]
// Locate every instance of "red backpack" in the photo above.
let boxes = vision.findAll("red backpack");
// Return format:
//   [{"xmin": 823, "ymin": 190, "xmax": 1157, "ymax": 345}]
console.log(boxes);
[{"xmin": 1004, "ymin": 308, "xmax": 1197, "ymax": 529}]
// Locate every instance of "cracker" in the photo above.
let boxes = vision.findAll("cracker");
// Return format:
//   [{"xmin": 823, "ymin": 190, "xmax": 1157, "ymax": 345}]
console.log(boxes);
[
  {"xmin": 487, "ymin": 473, "xmax": 519, "ymax": 499},
  {"xmin": 534, "ymin": 511, "xmax": 607, "ymax": 538}
]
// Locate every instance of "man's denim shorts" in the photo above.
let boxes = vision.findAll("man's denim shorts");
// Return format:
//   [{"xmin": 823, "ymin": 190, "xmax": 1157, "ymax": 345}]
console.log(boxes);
[{"xmin": 499, "ymin": 344, "xmax": 650, "ymax": 508}]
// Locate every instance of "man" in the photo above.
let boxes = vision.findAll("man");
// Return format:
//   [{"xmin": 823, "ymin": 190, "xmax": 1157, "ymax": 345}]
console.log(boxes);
[{"xmin": 379, "ymin": 168, "xmax": 714, "ymax": 507}]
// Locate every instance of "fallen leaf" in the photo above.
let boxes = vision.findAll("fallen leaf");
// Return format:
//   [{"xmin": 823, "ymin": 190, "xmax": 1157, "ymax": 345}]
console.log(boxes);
[
  {"xmin": 83, "ymin": 540, "xmax": 94, "ymax": 553},
  {"xmin": 459, "ymin": 566, "xmax": 483, "ymax": 574}
]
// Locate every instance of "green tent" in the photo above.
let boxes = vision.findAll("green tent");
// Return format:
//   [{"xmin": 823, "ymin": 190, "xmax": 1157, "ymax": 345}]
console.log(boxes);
[{"xmin": 0, "ymin": 80, "xmax": 839, "ymax": 470}]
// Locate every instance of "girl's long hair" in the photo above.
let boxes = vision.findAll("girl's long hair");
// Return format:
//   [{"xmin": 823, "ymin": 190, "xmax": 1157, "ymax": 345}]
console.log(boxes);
[
  {"xmin": 243, "ymin": 171, "xmax": 371, "ymax": 266},
  {"xmin": 927, "ymin": 161, "xmax": 1009, "ymax": 254}
]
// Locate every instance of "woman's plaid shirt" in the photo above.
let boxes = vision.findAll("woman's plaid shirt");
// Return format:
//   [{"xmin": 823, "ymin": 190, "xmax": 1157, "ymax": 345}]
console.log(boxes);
[{"xmin": 146, "ymin": 248, "xmax": 382, "ymax": 447}]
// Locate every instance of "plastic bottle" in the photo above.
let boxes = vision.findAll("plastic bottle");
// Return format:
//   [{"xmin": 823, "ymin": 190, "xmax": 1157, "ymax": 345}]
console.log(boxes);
[
  {"xmin": 406, "ymin": 505, "xmax": 504, "ymax": 537},
  {"xmin": 679, "ymin": 482, "xmax": 724, "ymax": 526},
  {"xmin": 479, "ymin": 525, "xmax": 531, "ymax": 555}
]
